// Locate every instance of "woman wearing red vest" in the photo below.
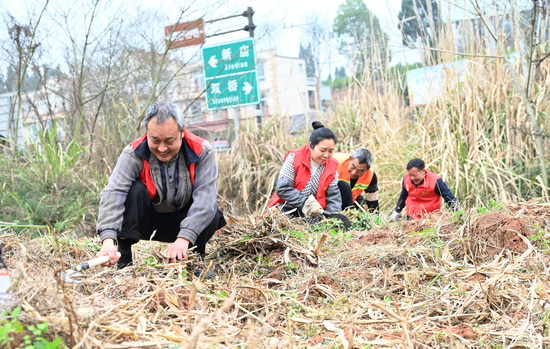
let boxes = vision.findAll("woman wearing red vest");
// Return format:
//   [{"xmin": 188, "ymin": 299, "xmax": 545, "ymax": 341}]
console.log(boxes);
[
  {"xmin": 268, "ymin": 121, "xmax": 342, "ymax": 218},
  {"xmin": 95, "ymin": 101, "xmax": 226, "ymax": 275},
  {"xmin": 391, "ymin": 158, "xmax": 459, "ymax": 220}
]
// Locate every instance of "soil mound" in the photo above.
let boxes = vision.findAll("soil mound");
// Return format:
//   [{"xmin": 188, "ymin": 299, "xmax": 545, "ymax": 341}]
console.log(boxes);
[{"xmin": 469, "ymin": 212, "xmax": 532, "ymax": 257}]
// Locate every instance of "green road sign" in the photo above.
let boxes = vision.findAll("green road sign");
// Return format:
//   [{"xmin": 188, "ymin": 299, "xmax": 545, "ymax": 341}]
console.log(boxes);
[
  {"xmin": 202, "ymin": 38, "xmax": 259, "ymax": 110},
  {"xmin": 202, "ymin": 38, "xmax": 256, "ymax": 79},
  {"xmin": 205, "ymin": 71, "xmax": 259, "ymax": 110}
]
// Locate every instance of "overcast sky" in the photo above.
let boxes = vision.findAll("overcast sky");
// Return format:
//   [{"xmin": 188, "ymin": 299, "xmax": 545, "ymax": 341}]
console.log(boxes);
[
  {"xmin": 129, "ymin": 0, "xmax": 484, "ymax": 75},
  {"xmin": 1, "ymin": 0, "xmax": 499, "ymax": 79},
  {"xmin": 137, "ymin": 0, "xmax": 421, "ymax": 77}
]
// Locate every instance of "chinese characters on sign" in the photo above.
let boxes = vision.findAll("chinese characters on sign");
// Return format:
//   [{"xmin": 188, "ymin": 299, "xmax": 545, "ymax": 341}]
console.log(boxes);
[
  {"xmin": 165, "ymin": 19, "xmax": 205, "ymax": 49},
  {"xmin": 202, "ymin": 38, "xmax": 259, "ymax": 110}
]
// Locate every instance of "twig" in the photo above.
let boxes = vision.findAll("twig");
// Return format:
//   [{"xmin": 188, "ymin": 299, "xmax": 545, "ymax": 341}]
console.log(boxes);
[
  {"xmin": 371, "ymin": 301, "xmax": 414, "ymax": 348},
  {"xmin": 185, "ymin": 296, "xmax": 233, "ymax": 349},
  {"xmin": 314, "ymin": 233, "xmax": 328, "ymax": 256}
]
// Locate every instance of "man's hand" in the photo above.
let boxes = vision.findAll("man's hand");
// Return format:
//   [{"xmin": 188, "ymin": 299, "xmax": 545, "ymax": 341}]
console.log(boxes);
[
  {"xmin": 390, "ymin": 210, "xmax": 402, "ymax": 222},
  {"xmin": 303, "ymin": 195, "xmax": 324, "ymax": 218},
  {"xmin": 166, "ymin": 238, "xmax": 190, "ymax": 263},
  {"xmin": 98, "ymin": 238, "xmax": 120, "ymax": 267}
]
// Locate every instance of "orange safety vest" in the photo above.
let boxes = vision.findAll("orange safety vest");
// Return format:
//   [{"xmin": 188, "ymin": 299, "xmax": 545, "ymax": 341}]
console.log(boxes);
[
  {"xmin": 335, "ymin": 154, "xmax": 374, "ymax": 202},
  {"xmin": 404, "ymin": 169, "xmax": 442, "ymax": 220},
  {"xmin": 130, "ymin": 129, "xmax": 204, "ymax": 199},
  {"xmin": 268, "ymin": 144, "xmax": 338, "ymax": 209}
]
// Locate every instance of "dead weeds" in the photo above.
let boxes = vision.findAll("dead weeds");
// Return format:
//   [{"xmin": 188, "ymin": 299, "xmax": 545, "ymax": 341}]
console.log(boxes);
[{"xmin": 0, "ymin": 201, "xmax": 549, "ymax": 348}]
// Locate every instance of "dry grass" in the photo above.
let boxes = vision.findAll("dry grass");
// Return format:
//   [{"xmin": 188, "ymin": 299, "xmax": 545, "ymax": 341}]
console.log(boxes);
[
  {"xmin": 217, "ymin": 50, "xmax": 550, "ymax": 215},
  {"xmin": 2, "ymin": 4, "xmax": 549, "ymax": 348},
  {"xmin": 1, "ymin": 200, "xmax": 550, "ymax": 348},
  {"xmin": 216, "ymin": 4, "xmax": 549, "ymax": 215}
]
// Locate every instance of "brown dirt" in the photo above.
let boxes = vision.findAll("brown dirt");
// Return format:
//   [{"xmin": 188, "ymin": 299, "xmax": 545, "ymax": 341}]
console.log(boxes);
[
  {"xmin": 467, "ymin": 273, "xmax": 488, "ymax": 282},
  {"xmin": 443, "ymin": 324, "xmax": 477, "ymax": 340},
  {"xmin": 401, "ymin": 220, "xmax": 429, "ymax": 235},
  {"xmin": 468, "ymin": 212, "xmax": 532, "ymax": 257},
  {"xmin": 151, "ymin": 287, "xmax": 190, "ymax": 311},
  {"xmin": 310, "ymin": 331, "xmax": 335, "ymax": 345},
  {"xmin": 298, "ymin": 275, "xmax": 341, "ymax": 305},
  {"xmin": 355, "ymin": 228, "xmax": 395, "ymax": 245}
]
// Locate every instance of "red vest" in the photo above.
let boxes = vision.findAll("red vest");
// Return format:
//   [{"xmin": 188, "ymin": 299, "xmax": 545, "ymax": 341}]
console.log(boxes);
[
  {"xmin": 404, "ymin": 169, "xmax": 442, "ymax": 219},
  {"xmin": 268, "ymin": 144, "xmax": 338, "ymax": 209},
  {"xmin": 335, "ymin": 154, "xmax": 374, "ymax": 201},
  {"xmin": 130, "ymin": 129, "xmax": 204, "ymax": 199}
]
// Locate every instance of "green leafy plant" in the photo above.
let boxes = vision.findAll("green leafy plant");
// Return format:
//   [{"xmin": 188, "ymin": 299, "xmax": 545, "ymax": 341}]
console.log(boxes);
[
  {"xmin": 256, "ymin": 255, "xmax": 273, "ymax": 268},
  {"xmin": 349, "ymin": 211, "xmax": 374, "ymax": 230},
  {"xmin": 477, "ymin": 199, "xmax": 504, "ymax": 214},
  {"xmin": 542, "ymin": 308, "xmax": 550, "ymax": 339},
  {"xmin": 528, "ymin": 224, "xmax": 549, "ymax": 250},
  {"xmin": 0, "ymin": 307, "xmax": 65, "ymax": 349},
  {"xmin": 286, "ymin": 262, "xmax": 297, "ymax": 270},
  {"xmin": 145, "ymin": 256, "xmax": 159, "ymax": 266},
  {"xmin": 282, "ymin": 230, "xmax": 308, "ymax": 240},
  {"xmin": 24, "ymin": 124, "xmax": 87, "ymax": 187},
  {"xmin": 0, "ymin": 124, "xmax": 97, "ymax": 237}
]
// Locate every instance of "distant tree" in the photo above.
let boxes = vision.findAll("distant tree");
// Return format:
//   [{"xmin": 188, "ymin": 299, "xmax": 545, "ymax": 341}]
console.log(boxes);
[
  {"xmin": 335, "ymin": 66, "xmax": 346, "ymax": 79},
  {"xmin": 332, "ymin": 0, "xmax": 390, "ymax": 75},
  {"xmin": 384, "ymin": 62, "xmax": 423, "ymax": 105},
  {"xmin": 300, "ymin": 12, "xmax": 332, "ymax": 110},
  {"xmin": 2, "ymin": 66, "xmax": 19, "ymax": 92},
  {"xmin": 2, "ymin": 9, "xmax": 46, "ymax": 149},
  {"xmin": 299, "ymin": 43, "xmax": 316, "ymax": 78},
  {"xmin": 398, "ymin": 0, "xmax": 441, "ymax": 63}
]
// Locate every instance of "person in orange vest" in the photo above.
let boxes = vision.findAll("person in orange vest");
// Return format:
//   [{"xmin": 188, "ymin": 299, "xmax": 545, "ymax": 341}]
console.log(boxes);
[
  {"xmin": 334, "ymin": 148, "xmax": 379, "ymax": 212},
  {"xmin": 391, "ymin": 158, "xmax": 459, "ymax": 221},
  {"xmin": 268, "ymin": 121, "xmax": 342, "ymax": 219},
  {"xmin": 95, "ymin": 101, "xmax": 226, "ymax": 275}
]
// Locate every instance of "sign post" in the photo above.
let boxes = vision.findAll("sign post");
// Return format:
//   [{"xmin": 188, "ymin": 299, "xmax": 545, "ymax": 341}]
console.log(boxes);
[{"xmin": 202, "ymin": 38, "xmax": 259, "ymax": 110}]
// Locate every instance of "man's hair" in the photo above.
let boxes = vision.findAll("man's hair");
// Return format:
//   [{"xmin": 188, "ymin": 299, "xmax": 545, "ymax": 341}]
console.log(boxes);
[
  {"xmin": 351, "ymin": 148, "xmax": 373, "ymax": 168},
  {"xmin": 309, "ymin": 121, "xmax": 337, "ymax": 147},
  {"xmin": 407, "ymin": 158, "xmax": 425, "ymax": 171},
  {"xmin": 144, "ymin": 101, "xmax": 185, "ymax": 131}
]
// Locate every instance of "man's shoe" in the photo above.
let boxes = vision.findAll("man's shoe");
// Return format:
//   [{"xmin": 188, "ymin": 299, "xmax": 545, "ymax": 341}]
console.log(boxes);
[
  {"xmin": 116, "ymin": 253, "xmax": 133, "ymax": 269},
  {"xmin": 116, "ymin": 260, "xmax": 133, "ymax": 269},
  {"xmin": 193, "ymin": 268, "xmax": 216, "ymax": 280}
]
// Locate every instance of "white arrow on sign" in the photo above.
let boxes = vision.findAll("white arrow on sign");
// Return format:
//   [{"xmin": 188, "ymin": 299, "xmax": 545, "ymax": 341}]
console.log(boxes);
[
  {"xmin": 208, "ymin": 55, "xmax": 218, "ymax": 68},
  {"xmin": 242, "ymin": 82, "xmax": 253, "ymax": 95}
]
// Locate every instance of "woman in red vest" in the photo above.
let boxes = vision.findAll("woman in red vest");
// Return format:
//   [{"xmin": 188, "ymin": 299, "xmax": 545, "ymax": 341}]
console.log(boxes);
[
  {"xmin": 268, "ymin": 121, "xmax": 342, "ymax": 218},
  {"xmin": 391, "ymin": 158, "xmax": 459, "ymax": 220}
]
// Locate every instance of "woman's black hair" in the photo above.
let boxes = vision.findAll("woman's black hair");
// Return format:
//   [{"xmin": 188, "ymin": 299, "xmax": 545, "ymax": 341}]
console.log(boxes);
[{"xmin": 309, "ymin": 121, "xmax": 337, "ymax": 147}]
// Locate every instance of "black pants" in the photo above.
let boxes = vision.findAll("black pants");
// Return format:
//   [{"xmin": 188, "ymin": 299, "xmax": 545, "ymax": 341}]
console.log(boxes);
[
  {"xmin": 337, "ymin": 181, "xmax": 379, "ymax": 212},
  {"xmin": 338, "ymin": 181, "xmax": 354, "ymax": 210},
  {"xmin": 118, "ymin": 181, "xmax": 226, "ymax": 254}
]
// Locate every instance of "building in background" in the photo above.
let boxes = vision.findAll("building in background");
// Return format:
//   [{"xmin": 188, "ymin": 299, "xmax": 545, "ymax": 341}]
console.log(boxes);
[
  {"xmin": 406, "ymin": 60, "xmax": 468, "ymax": 106},
  {"xmin": 0, "ymin": 49, "xmax": 330, "ymax": 147}
]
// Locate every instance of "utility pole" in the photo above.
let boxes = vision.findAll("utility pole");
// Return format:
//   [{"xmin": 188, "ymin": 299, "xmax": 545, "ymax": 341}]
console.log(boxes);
[{"xmin": 243, "ymin": 7, "xmax": 255, "ymax": 37}]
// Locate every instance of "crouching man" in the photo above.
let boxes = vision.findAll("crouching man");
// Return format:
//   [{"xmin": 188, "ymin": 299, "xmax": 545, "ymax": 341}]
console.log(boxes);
[
  {"xmin": 334, "ymin": 149, "xmax": 380, "ymax": 212},
  {"xmin": 391, "ymin": 158, "xmax": 458, "ymax": 221},
  {"xmin": 96, "ymin": 101, "xmax": 226, "ymax": 270}
]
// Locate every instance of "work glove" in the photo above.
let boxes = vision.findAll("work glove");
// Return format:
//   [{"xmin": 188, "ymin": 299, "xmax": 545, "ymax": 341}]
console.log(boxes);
[
  {"xmin": 302, "ymin": 195, "xmax": 324, "ymax": 218},
  {"xmin": 390, "ymin": 210, "xmax": 401, "ymax": 222}
]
